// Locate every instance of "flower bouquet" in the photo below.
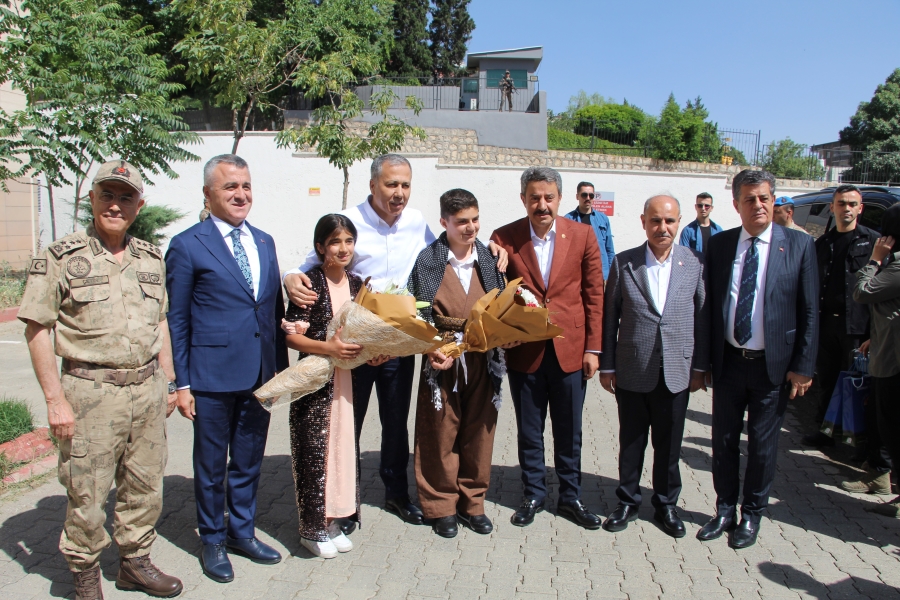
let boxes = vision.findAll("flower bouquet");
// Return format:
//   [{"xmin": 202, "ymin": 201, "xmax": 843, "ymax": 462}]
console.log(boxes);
[{"xmin": 254, "ymin": 283, "xmax": 442, "ymax": 411}]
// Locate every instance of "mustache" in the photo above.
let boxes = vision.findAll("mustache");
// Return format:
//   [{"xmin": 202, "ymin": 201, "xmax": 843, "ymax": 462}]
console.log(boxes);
[{"xmin": 533, "ymin": 210, "xmax": 552, "ymax": 216}]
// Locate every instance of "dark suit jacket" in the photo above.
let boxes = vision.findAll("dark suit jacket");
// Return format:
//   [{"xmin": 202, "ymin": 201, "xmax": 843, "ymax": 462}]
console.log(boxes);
[
  {"xmin": 165, "ymin": 218, "xmax": 288, "ymax": 392},
  {"xmin": 601, "ymin": 243, "xmax": 709, "ymax": 394},
  {"xmin": 707, "ymin": 223, "xmax": 819, "ymax": 386},
  {"xmin": 490, "ymin": 217, "xmax": 604, "ymax": 374}
]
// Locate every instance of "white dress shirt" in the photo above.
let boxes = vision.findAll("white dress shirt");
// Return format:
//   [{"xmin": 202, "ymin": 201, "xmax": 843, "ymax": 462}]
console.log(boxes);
[
  {"xmin": 448, "ymin": 249, "xmax": 476, "ymax": 294},
  {"xmin": 726, "ymin": 224, "xmax": 772, "ymax": 350},
  {"xmin": 645, "ymin": 244, "xmax": 673, "ymax": 314},
  {"xmin": 529, "ymin": 220, "xmax": 556, "ymax": 288},
  {"xmin": 285, "ymin": 197, "xmax": 436, "ymax": 292},
  {"xmin": 211, "ymin": 214, "xmax": 260, "ymax": 301}
]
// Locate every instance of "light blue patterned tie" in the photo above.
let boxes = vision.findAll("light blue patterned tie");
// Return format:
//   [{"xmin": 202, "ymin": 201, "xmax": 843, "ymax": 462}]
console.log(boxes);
[
  {"xmin": 230, "ymin": 228, "xmax": 254, "ymax": 294},
  {"xmin": 733, "ymin": 237, "xmax": 758, "ymax": 346}
]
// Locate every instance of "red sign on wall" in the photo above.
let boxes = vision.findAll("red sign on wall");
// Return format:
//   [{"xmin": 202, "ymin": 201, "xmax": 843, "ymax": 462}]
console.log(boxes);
[{"xmin": 591, "ymin": 191, "xmax": 615, "ymax": 216}]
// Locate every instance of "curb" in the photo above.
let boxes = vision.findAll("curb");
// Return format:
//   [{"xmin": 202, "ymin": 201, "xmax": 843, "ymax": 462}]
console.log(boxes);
[
  {"xmin": 0, "ymin": 427, "xmax": 53, "ymax": 463},
  {"xmin": 0, "ymin": 307, "xmax": 19, "ymax": 323},
  {"xmin": 2, "ymin": 453, "xmax": 57, "ymax": 484}
]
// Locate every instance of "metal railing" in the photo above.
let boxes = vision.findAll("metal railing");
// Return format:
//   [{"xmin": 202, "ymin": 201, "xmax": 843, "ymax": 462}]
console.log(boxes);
[{"xmin": 359, "ymin": 76, "xmax": 541, "ymax": 113}]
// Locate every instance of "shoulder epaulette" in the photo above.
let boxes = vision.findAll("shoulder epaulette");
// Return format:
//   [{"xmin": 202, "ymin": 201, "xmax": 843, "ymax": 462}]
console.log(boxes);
[
  {"xmin": 133, "ymin": 238, "xmax": 162, "ymax": 258},
  {"xmin": 47, "ymin": 235, "xmax": 88, "ymax": 259}
]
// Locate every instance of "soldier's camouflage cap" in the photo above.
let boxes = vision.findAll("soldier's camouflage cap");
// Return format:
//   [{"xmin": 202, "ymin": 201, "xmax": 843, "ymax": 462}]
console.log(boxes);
[{"xmin": 93, "ymin": 159, "xmax": 144, "ymax": 195}]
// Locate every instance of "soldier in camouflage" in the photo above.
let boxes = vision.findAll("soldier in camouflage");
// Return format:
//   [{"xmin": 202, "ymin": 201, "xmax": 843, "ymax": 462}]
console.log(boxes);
[
  {"xmin": 499, "ymin": 70, "xmax": 516, "ymax": 112},
  {"xmin": 19, "ymin": 160, "xmax": 183, "ymax": 600}
]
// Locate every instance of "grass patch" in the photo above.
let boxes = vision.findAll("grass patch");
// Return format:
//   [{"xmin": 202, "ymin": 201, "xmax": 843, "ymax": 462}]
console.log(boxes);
[
  {"xmin": 0, "ymin": 397, "xmax": 34, "ymax": 445},
  {"xmin": 0, "ymin": 261, "xmax": 26, "ymax": 309},
  {"xmin": 547, "ymin": 127, "xmax": 647, "ymax": 157}
]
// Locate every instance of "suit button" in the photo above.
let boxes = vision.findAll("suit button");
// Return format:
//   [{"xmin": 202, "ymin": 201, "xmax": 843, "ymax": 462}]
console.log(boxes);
[
  {"xmin": 255, "ymin": 306, "xmax": 259, "ymax": 312},
  {"xmin": 255, "ymin": 332, "xmax": 260, "ymax": 338},
  {"xmin": 545, "ymin": 298, "xmax": 551, "ymax": 303}
]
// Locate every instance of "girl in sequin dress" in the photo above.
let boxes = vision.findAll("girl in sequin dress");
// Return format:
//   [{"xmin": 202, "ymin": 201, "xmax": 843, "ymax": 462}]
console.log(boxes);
[{"xmin": 283, "ymin": 214, "xmax": 364, "ymax": 559}]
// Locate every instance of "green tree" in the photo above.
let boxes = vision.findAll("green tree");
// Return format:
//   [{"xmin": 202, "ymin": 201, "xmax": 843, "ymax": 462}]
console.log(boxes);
[
  {"xmin": 574, "ymin": 103, "xmax": 647, "ymax": 142},
  {"xmin": 839, "ymin": 68, "xmax": 900, "ymax": 183},
  {"xmin": 640, "ymin": 94, "xmax": 721, "ymax": 163},
  {"xmin": 429, "ymin": 0, "xmax": 474, "ymax": 77},
  {"xmin": 760, "ymin": 138, "xmax": 825, "ymax": 180},
  {"xmin": 385, "ymin": 0, "xmax": 432, "ymax": 80},
  {"xmin": 0, "ymin": 0, "xmax": 199, "ymax": 237},
  {"xmin": 77, "ymin": 197, "xmax": 187, "ymax": 245}
]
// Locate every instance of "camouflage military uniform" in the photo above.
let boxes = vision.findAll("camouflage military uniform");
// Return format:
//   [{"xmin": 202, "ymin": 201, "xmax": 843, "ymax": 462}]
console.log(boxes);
[
  {"xmin": 499, "ymin": 74, "xmax": 515, "ymax": 112},
  {"xmin": 18, "ymin": 224, "xmax": 169, "ymax": 572}
]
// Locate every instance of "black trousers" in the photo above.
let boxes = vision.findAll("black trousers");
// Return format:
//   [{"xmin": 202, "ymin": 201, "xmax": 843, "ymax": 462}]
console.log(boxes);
[
  {"xmin": 508, "ymin": 342, "xmax": 587, "ymax": 504},
  {"xmin": 615, "ymin": 372, "xmax": 689, "ymax": 509},
  {"xmin": 813, "ymin": 313, "xmax": 862, "ymax": 423},
  {"xmin": 712, "ymin": 350, "xmax": 788, "ymax": 522},
  {"xmin": 875, "ymin": 372, "xmax": 900, "ymax": 482},
  {"xmin": 353, "ymin": 355, "xmax": 416, "ymax": 500}
]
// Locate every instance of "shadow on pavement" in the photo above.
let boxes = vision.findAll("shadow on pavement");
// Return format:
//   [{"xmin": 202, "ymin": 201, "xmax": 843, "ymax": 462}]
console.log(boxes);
[{"xmin": 760, "ymin": 562, "xmax": 900, "ymax": 599}]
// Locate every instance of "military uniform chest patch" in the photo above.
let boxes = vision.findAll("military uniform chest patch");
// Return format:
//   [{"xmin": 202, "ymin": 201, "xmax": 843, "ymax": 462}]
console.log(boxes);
[
  {"xmin": 137, "ymin": 272, "xmax": 162, "ymax": 285},
  {"xmin": 29, "ymin": 259, "xmax": 47, "ymax": 275},
  {"xmin": 66, "ymin": 256, "xmax": 92, "ymax": 278}
]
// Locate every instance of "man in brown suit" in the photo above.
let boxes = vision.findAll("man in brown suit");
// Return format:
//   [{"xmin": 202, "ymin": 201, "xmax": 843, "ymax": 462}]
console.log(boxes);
[{"xmin": 490, "ymin": 166, "xmax": 605, "ymax": 529}]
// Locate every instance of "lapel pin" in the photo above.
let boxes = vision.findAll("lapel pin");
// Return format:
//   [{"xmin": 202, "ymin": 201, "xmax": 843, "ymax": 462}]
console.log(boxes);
[
  {"xmin": 561, "ymin": 234, "xmax": 566, "ymax": 239},
  {"xmin": 678, "ymin": 261, "xmax": 683, "ymax": 266},
  {"xmin": 779, "ymin": 247, "xmax": 784, "ymax": 252}
]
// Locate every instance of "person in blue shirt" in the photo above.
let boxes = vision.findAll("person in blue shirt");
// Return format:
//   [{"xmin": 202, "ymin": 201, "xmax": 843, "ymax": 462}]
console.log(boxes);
[
  {"xmin": 564, "ymin": 181, "xmax": 615, "ymax": 280},
  {"xmin": 678, "ymin": 192, "xmax": 722, "ymax": 253}
]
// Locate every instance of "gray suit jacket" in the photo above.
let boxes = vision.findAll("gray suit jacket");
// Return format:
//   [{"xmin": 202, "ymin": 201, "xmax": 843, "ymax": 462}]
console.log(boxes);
[{"xmin": 601, "ymin": 243, "xmax": 710, "ymax": 394}]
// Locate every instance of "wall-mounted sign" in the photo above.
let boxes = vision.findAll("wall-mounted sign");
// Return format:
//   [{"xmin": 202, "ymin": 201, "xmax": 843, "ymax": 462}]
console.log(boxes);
[
  {"xmin": 592, "ymin": 191, "xmax": 615, "ymax": 216},
  {"xmin": 309, "ymin": 187, "xmax": 320, "ymax": 196}
]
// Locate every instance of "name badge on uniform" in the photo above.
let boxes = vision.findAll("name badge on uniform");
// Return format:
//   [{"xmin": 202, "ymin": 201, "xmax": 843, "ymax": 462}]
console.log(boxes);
[{"xmin": 70, "ymin": 276, "xmax": 110, "ymax": 288}]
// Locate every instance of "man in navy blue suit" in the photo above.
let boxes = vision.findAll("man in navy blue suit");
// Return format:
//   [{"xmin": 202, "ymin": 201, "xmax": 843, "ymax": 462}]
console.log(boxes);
[
  {"xmin": 166, "ymin": 154, "xmax": 288, "ymax": 582},
  {"xmin": 698, "ymin": 169, "xmax": 818, "ymax": 549}
]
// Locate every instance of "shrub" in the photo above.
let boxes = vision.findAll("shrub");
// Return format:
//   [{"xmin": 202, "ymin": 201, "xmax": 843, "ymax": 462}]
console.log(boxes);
[
  {"xmin": 574, "ymin": 103, "xmax": 647, "ymax": 141},
  {"xmin": 0, "ymin": 397, "xmax": 35, "ymax": 445},
  {"xmin": 0, "ymin": 262, "xmax": 26, "ymax": 309}
]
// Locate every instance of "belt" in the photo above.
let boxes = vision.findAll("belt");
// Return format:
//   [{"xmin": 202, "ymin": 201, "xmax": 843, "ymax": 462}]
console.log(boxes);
[
  {"xmin": 725, "ymin": 344, "xmax": 765, "ymax": 360},
  {"xmin": 434, "ymin": 315, "xmax": 467, "ymax": 344},
  {"xmin": 63, "ymin": 358, "xmax": 159, "ymax": 386}
]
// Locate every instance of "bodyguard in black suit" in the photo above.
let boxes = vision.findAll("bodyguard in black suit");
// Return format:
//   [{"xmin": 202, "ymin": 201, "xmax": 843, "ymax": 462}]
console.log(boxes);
[{"xmin": 699, "ymin": 169, "xmax": 818, "ymax": 549}]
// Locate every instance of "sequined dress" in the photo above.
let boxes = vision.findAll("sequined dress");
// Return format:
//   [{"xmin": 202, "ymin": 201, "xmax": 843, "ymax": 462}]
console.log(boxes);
[{"xmin": 286, "ymin": 267, "xmax": 362, "ymax": 542}]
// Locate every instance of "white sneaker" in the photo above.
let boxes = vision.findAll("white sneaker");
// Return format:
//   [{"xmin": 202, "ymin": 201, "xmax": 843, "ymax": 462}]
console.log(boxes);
[
  {"xmin": 300, "ymin": 537, "xmax": 338, "ymax": 559},
  {"xmin": 329, "ymin": 532, "xmax": 353, "ymax": 553}
]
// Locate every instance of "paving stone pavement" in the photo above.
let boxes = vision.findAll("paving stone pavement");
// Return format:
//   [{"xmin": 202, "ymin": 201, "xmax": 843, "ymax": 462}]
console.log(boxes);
[{"xmin": 1, "ymin": 319, "xmax": 900, "ymax": 599}]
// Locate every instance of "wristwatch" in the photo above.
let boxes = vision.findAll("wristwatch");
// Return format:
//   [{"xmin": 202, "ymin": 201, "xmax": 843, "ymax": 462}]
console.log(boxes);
[
  {"xmin": 868, "ymin": 259, "xmax": 881, "ymax": 268},
  {"xmin": 168, "ymin": 381, "xmax": 177, "ymax": 394}
]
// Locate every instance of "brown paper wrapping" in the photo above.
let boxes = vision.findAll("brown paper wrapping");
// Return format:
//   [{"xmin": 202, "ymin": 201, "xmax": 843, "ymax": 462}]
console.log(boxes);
[{"xmin": 440, "ymin": 277, "xmax": 563, "ymax": 358}]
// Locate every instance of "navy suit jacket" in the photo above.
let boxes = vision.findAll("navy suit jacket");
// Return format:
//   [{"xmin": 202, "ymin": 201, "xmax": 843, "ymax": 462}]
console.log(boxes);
[
  {"xmin": 707, "ymin": 223, "xmax": 819, "ymax": 386},
  {"xmin": 165, "ymin": 218, "xmax": 288, "ymax": 393}
]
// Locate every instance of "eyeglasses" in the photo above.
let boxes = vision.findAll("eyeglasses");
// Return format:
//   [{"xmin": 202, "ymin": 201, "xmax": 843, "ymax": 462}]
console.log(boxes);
[
  {"xmin": 696, "ymin": 203, "xmax": 712, "ymax": 209},
  {"xmin": 579, "ymin": 192, "xmax": 595, "ymax": 200},
  {"xmin": 98, "ymin": 191, "xmax": 138, "ymax": 207}
]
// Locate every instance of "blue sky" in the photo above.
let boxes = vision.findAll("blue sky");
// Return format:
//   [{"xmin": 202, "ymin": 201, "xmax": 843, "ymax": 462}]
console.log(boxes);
[{"xmin": 467, "ymin": 0, "xmax": 900, "ymax": 147}]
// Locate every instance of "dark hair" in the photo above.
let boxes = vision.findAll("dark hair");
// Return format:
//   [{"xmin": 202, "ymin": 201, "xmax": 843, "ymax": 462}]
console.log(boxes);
[
  {"xmin": 312, "ymin": 214, "xmax": 358, "ymax": 260},
  {"xmin": 881, "ymin": 204, "xmax": 900, "ymax": 253},
  {"xmin": 833, "ymin": 184, "xmax": 862, "ymax": 200},
  {"xmin": 731, "ymin": 169, "xmax": 776, "ymax": 200},
  {"xmin": 696, "ymin": 192, "xmax": 713, "ymax": 202},
  {"xmin": 576, "ymin": 181, "xmax": 594, "ymax": 193},
  {"xmin": 439, "ymin": 188, "xmax": 479, "ymax": 218}
]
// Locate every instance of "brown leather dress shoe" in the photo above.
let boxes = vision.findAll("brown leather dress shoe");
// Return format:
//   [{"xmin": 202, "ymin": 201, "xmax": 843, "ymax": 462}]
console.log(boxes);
[
  {"xmin": 116, "ymin": 555, "xmax": 183, "ymax": 597},
  {"xmin": 73, "ymin": 565, "xmax": 104, "ymax": 600}
]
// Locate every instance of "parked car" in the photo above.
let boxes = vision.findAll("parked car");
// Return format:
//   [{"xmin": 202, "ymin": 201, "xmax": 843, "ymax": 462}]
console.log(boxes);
[{"xmin": 790, "ymin": 186, "xmax": 900, "ymax": 239}]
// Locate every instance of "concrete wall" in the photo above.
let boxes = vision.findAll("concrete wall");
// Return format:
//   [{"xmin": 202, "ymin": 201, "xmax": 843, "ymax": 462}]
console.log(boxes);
[
  {"xmin": 42, "ymin": 132, "xmax": 831, "ymax": 274},
  {"xmin": 0, "ymin": 77, "xmax": 38, "ymax": 269}
]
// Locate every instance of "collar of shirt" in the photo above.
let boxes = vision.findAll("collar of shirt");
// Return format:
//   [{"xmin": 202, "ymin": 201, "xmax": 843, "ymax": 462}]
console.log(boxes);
[
  {"xmin": 359, "ymin": 195, "xmax": 403, "ymax": 233},
  {"xmin": 644, "ymin": 244, "xmax": 674, "ymax": 269},
  {"xmin": 210, "ymin": 214, "xmax": 250, "ymax": 238},
  {"xmin": 447, "ymin": 248, "xmax": 476, "ymax": 269},
  {"xmin": 738, "ymin": 222, "xmax": 773, "ymax": 249},
  {"xmin": 529, "ymin": 219, "xmax": 557, "ymax": 243}
]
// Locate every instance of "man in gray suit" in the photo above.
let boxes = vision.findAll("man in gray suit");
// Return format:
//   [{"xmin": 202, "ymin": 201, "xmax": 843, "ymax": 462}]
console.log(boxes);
[{"xmin": 599, "ymin": 195, "xmax": 710, "ymax": 537}]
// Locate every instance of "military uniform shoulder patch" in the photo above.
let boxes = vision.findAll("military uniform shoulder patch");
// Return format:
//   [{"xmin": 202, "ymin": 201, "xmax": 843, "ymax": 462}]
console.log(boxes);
[
  {"xmin": 133, "ymin": 238, "xmax": 162, "ymax": 258},
  {"xmin": 47, "ymin": 236, "xmax": 88, "ymax": 259},
  {"xmin": 66, "ymin": 256, "xmax": 92, "ymax": 278},
  {"xmin": 29, "ymin": 258, "xmax": 48, "ymax": 275}
]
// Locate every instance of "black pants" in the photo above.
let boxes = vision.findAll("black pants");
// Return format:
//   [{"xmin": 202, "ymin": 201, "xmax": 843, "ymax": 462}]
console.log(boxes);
[
  {"xmin": 353, "ymin": 355, "xmax": 416, "ymax": 500},
  {"xmin": 615, "ymin": 372, "xmax": 689, "ymax": 509},
  {"xmin": 875, "ymin": 372, "xmax": 900, "ymax": 484},
  {"xmin": 508, "ymin": 342, "xmax": 587, "ymax": 504},
  {"xmin": 813, "ymin": 314, "xmax": 862, "ymax": 424},
  {"xmin": 712, "ymin": 351, "xmax": 788, "ymax": 522}
]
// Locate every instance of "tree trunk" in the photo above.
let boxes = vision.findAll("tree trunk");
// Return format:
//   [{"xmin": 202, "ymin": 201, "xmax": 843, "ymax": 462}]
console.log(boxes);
[
  {"xmin": 231, "ymin": 108, "xmax": 242, "ymax": 154},
  {"xmin": 47, "ymin": 182, "xmax": 57, "ymax": 241},
  {"xmin": 342, "ymin": 166, "xmax": 350, "ymax": 210}
]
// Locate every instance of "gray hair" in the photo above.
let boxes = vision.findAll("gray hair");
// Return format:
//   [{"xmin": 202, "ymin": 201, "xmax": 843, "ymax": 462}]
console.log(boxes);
[
  {"xmin": 731, "ymin": 169, "xmax": 776, "ymax": 200},
  {"xmin": 520, "ymin": 166, "xmax": 563, "ymax": 196},
  {"xmin": 203, "ymin": 154, "xmax": 249, "ymax": 187},
  {"xmin": 643, "ymin": 193, "xmax": 681, "ymax": 214},
  {"xmin": 370, "ymin": 154, "xmax": 412, "ymax": 180}
]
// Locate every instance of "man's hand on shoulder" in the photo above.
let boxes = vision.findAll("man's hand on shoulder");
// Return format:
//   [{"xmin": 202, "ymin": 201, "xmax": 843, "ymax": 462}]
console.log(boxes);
[
  {"xmin": 488, "ymin": 241, "xmax": 508, "ymax": 273},
  {"xmin": 284, "ymin": 272, "xmax": 317, "ymax": 306}
]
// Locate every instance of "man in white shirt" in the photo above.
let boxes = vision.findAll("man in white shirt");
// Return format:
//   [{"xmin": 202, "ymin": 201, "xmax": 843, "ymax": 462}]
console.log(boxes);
[
  {"xmin": 283, "ymin": 155, "xmax": 507, "ymax": 529},
  {"xmin": 599, "ymin": 195, "xmax": 709, "ymax": 538}
]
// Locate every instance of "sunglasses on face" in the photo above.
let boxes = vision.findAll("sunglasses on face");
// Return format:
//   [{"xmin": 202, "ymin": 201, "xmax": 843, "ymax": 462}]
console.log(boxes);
[
  {"xmin": 696, "ymin": 203, "xmax": 712, "ymax": 209},
  {"xmin": 580, "ymin": 192, "xmax": 595, "ymax": 200}
]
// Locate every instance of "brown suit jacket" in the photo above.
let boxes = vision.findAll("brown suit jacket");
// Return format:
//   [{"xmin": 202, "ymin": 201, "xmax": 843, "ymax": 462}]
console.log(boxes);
[{"xmin": 491, "ymin": 217, "xmax": 604, "ymax": 374}]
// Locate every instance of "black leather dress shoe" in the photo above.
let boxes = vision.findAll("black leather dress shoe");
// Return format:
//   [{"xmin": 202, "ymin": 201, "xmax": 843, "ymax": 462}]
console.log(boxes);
[
  {"xmin": 510, "ymin": 498, "xmax": 544, "ymax": 527},
  {"xmin": 333, "ymin": 516, "xmax": 357, "ymax": 536},
  {"xmin": 557, "ymin": 500, "xmax": 602, "ymax": 530},
  {"xmin": 696, "ymin": 513, "xmax": 737, "ymax": 541},
  {"xmin": 432, "ymin": 515, "xmax": 458, "ymax": 538},
  {"xmin": 385, "ymin": 497, "xmax": 425, "ymax": 525},
  {"xmin": 602, "ymin": 503, "xmax": 639, "ymax": 532},
  {"xmin": 457, "ymin": 512, "xmax": 493, "ymax": 534},
  {"xmin": 802, "ymin": 431, "xmax": 835, "ymax": 447},
  {"xmin": 729, "ymin": 518, "xmax": 760, "ymax": 549},
  {"xmin": 201, "ymin": 543, "xmax": 234, "ymax": 583},
  {"xmin": 225, "ymin": 536, "xmax": 282, "ymax": 564},
  {"xmin": 653, "ymin": 506, "xmax": 686, "ymax": 538}
]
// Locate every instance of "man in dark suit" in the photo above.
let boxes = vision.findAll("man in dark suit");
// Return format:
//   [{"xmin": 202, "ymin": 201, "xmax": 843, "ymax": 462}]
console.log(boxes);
[
  {"xmin": 699, "ymin": 169, "xmax": 818, "ymax": 549},
  {"xmin": 490, "ymin": 166, "xmax": 605, "ymax": 529},
  {"xmin": 600, "ymin": 194, "xmax": 709, "ymax": 538},
  {"xmin": 166, "ymin": 154, "xmax": 288, "ymax": 582}
]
